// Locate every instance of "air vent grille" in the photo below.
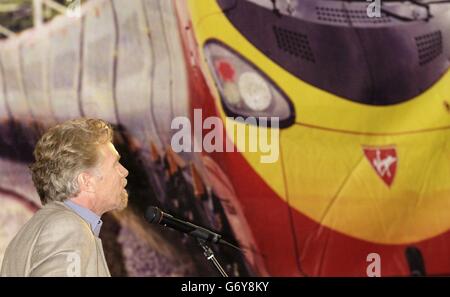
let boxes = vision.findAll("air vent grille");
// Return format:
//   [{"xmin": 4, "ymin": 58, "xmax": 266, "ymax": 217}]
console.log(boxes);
[
  {"xmin": 316, "ymin": 6, "xmax": 391, "ymax": 24},
  {"xmin": 415, "ymin": 31, "xmax": 442, "ymax": 66},
  {"xmin": 273, "ymin": 26, "xmax": 315, "ymax": 63}
]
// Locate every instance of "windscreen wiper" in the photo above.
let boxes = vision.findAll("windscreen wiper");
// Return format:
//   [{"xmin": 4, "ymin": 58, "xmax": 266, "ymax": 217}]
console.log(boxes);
[
  {"xmin": 271, "ymin": 0, "xmax": 282, "ymax": 17},
  {"xmin": 421, "ymin": 0, "xmax": 450, "ymax": 4},
  {"xmin": 380, "ymin": 0, "xmax": 433, "ymax": 21}
]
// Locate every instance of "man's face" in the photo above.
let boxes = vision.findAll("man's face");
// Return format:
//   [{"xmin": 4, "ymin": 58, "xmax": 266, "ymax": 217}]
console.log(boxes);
[{"xmin": 92, "ymin": 142, "xmax": 129, "ymax": 214}]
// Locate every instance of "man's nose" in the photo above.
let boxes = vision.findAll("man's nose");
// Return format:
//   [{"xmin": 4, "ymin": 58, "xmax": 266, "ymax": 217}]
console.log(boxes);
[{"xmin": 120, "ymin": 165, "xmax": 129, "ymax": 177}]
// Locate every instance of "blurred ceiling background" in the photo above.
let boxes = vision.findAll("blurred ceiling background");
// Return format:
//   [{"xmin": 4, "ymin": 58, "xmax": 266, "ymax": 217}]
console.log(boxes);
[{"xmin": 0, "ymin": 0, "xmax": 87, "ymax": 38}]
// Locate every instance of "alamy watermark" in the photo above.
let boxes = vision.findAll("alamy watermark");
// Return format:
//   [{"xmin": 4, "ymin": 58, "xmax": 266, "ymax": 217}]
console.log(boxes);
[
  {"xmin": 367, "ymin": 0, "xmax": 382, "ymax": 18},
  {"xmin": 66, "ymin": 251, "xmax": 81, "ymax": 277},
  {"xmin": 366, "ymin": 253, "xmax": 381, "ymax": 277},
  {"xmin": 171, "ymin": 109, "xmax": 280, "ymax": 163},
  {"xmin": 66, "ymin": 0, "xmax": 81, "ymax": 18}
]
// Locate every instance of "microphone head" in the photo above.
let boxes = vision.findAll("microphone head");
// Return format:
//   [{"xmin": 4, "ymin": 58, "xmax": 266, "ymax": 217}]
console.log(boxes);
[{"xmin": 145, "ymin": 206, "xmax": 162, "ymax": 224}]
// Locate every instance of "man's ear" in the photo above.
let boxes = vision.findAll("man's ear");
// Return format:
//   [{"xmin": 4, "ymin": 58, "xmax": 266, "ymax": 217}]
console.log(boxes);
[{"xmin": 77, "ymin": 171, "xmax": 96, "ymax": 193}]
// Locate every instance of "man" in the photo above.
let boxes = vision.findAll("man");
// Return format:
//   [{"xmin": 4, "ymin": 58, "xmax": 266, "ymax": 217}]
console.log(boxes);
[{"xmin": 0, "ymin": 118, "xmax": 129, "ymax": 276}]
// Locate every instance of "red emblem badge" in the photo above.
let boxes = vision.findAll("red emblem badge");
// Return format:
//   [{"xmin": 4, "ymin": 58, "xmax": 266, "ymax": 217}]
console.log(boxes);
[{"xmin": 363, "ymin": 146, "xmax": 398, "ymax": 187}]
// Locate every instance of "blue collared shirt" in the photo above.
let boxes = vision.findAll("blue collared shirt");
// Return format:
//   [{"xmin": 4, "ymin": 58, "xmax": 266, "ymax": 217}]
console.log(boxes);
[{"xmin": 63, "ymin": 200, "xmax": 103, "ymax": 237}]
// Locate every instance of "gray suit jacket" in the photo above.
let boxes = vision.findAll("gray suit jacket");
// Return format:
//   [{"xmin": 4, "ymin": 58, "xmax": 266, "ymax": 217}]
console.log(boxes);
[{"xmin": 0, "ymin": 201, "xmax": 111, "ymax": 277}]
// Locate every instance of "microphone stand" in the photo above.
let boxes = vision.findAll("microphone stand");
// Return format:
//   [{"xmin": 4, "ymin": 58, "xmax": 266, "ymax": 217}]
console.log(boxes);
[{"xmin": 197, "ymin": 238, "xmax": 228, "ymax": 277}]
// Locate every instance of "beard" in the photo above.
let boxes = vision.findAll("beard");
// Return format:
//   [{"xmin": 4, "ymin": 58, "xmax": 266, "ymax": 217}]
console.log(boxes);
[{"xmin": 117, "ymin": 189, "xmax": 129, "ymax": 211}]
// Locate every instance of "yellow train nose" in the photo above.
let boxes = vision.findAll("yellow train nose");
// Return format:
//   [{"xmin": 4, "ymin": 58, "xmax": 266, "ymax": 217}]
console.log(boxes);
[{"xmin": 279, "ymin": 125, "xmax": 450, "ymax": 244}]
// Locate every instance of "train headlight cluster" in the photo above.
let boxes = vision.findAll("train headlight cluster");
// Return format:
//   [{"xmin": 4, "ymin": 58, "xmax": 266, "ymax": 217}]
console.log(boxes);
[
  {"xmin": 238, "ymin": 72, "xmax": 272, "ymax": 111},
  {"xmin": 204, "ymin": 41, "xmax": 295, "ymax": 127}
]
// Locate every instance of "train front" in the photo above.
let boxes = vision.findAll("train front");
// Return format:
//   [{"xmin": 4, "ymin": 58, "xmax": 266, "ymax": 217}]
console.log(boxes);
[{"xmin": 180, "ymin": 0, "xmax": 450, "ymax": 276}]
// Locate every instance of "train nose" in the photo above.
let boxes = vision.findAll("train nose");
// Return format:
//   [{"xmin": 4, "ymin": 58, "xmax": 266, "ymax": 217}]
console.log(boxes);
[{"xmin": 278, "ymin": 123, "xmax": 450, "ymax": 245}]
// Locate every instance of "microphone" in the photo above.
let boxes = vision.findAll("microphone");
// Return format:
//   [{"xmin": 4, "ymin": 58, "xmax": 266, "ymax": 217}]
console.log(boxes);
[{"xmin": 145, "ymin": 206, "xmax": 230, "ymax": 246}]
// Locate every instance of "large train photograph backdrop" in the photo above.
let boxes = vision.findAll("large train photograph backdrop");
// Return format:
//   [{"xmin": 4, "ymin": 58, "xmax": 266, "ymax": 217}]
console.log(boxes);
[{"xmin": 1, "ymin": 0, "xmax": 450, "ymax": 276}]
